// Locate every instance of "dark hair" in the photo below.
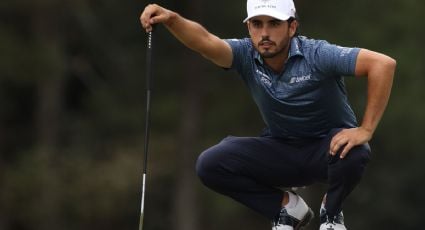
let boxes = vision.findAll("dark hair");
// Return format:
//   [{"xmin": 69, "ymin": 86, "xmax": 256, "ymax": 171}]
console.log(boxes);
[{"xmin": 287, "ymin": 14, "xmax": 300, "ymax": 36}]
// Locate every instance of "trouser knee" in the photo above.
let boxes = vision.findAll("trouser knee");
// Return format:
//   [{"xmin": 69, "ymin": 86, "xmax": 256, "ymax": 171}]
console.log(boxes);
[
  {"xmin": 331, "ymin": 144, "xmax": 371, "ymax": 181},
  {"xmin": 195, "ymin": 147, "xmax": 224, "ymax": 189}
]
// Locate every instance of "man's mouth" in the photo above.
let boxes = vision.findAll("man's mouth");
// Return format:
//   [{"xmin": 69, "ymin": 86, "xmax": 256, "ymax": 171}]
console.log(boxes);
[{"xmin": 259, "ymin": 40, "xmax": 275, "ymax": 48}]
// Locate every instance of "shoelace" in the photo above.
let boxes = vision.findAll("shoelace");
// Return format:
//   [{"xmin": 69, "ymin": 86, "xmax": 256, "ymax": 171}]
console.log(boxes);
[
  {"xmin": 321, "ymin": 210, "xmax": 344, "ymax": 225},
  {"xmin": 272, "ymin": 208, "xmax": 296, "ymax": 228},
  {"xmin": 323, "ymin": 216, "xmax": 336, "ymax": 230},
  {"xmin": 272, "ymin": 214, "xmax": 285, "ymax": 227},
  {"xmin": 332, "ymin": 212, "xmax": 344, "ymax": 224}
]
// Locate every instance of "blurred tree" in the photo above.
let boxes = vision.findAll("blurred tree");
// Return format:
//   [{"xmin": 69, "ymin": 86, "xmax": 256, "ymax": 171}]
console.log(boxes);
[{"xmin": 171, "ymin": 1, "xmax": 204, "ymax": 230}]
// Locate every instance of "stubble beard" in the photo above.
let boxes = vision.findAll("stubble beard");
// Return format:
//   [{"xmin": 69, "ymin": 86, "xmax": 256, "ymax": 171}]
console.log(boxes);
[
  {"xmin": 260, "ymin": 45, "xmax": 286, "ymax": 59},
  {"xmin": 259, "ymin": 37, "xmax": 290, "ymax": 59}
]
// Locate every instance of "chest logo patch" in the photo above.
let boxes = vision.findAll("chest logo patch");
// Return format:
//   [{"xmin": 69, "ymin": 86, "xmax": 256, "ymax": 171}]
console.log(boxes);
[
  {"xmin": 289, "ymin": 74, "xmax": 312, "ymax": 84},
  {"xmin": 256, "ymin": 69, "xmax": 272, "ymax": 87}
]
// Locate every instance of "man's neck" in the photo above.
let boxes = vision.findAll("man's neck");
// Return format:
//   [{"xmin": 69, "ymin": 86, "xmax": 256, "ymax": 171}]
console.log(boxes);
[{"xmin": 264, "ymin": 50, "xmax": 289, "ymax": 74}]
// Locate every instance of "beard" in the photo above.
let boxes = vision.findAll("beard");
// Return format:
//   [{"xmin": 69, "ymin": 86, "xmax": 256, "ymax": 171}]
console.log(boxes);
[
  {"xmin": 257, "ymin": 37, "xmax": 290, "ymax": 59},
  {"xmin": 260, "ymin": 48, "xmax": 285, "ymax": 58}
]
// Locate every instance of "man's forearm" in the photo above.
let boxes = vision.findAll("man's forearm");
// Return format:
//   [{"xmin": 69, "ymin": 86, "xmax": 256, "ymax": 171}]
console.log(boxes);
[
  {"xmin": 141, "ymin": 4, "xmax": 232, "ymax": 67},
  {"xmin": 360, "ymin": 57, "xmax": 396, "ymax": 135},
  {"xmin": 164, "ymin": 12, "xmax": 215, "ymax": 55}
]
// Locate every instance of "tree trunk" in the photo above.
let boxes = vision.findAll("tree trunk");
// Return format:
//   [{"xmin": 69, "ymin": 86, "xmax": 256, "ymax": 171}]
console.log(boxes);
[
  {"xmin": 32, "ymin": 4, "xmax": 66, "ymax": 229},
  {"xmin": 172, "ymin": 1, "xmax": 205, "ymax": 230}
]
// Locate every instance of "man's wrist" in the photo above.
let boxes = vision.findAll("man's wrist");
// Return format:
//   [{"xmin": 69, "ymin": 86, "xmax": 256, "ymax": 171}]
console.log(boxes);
[
  {"xmin": 358, "ymin": 126, "xmax": 374, "ymax": 139},
  {"xmin": 164, "ymin": 11, "xmax": 178, "ymax": 28}
]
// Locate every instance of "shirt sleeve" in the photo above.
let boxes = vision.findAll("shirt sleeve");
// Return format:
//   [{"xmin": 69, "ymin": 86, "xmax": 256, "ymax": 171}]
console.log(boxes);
[
  {"xmin": 313, "ymin": 41, "xmax": 361, "ymax": 77},
  {"xmin": 224, "ymin": 38, "xmax": 251, "ymax": 74}
]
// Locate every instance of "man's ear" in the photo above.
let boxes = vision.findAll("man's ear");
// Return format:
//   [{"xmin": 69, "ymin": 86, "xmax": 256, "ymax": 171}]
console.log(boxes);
[
  {"xmin": 289, "ymin": 20, "xmax": 298, "ymax": 37},
  {"xmin": 246, "ymin": 21, "xmax": 252, "ymax": 35}
]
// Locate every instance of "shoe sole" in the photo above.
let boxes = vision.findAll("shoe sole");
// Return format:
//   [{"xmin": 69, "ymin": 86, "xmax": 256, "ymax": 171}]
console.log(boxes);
[{"xmin": 295, "ymin": 208, "xmax": 314, "ymax": 230}]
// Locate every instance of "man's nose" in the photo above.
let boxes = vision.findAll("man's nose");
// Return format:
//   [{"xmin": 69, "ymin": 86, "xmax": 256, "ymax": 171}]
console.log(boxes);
[{"xmin": 260, "ymin": 26, "xmax": 270, "ymax": 37}]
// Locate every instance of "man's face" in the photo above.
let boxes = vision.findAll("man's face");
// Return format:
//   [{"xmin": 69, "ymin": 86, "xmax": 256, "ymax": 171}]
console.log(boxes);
[{"xmin": 247, "ymin": 15, "xmax": 297, "ymax": 59}]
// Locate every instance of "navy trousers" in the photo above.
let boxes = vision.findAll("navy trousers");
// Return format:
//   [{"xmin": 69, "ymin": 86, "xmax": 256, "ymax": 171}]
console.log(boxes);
[{"xmin": 196, "ymin": 129, "xmax": 370, "ymax": 219}]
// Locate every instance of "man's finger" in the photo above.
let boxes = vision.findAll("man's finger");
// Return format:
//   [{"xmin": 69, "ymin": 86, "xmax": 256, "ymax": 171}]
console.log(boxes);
[
  {"xmin": 140, "ymin": 13, "xmax": 152, "ymax": 29},
  {"xmin": 331, "ymin": 136, "xmax": 347, "ymax": 155},
  {"xmin": 340, "ymin": 142, "xmax": 353, "ymax": 159},
  {"xmin": 330, "ymin": 134, "xmax": 341, "ymax": 154},
  {"xmin": 332, "ymin": 143, "xmax": 341, "ymax": 155},
  {"xmin": 150, "ymin": 14, "xmax": 167, "ymax": 24},
  {"xmin": 140, "ymin": 4, "xmax": 159, "ymax": 28}
]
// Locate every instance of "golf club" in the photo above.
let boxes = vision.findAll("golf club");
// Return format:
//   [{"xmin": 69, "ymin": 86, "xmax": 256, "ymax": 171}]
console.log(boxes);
[{"xmin": 139, "ymin": 30, "xmax": 154, "ymax": 230}]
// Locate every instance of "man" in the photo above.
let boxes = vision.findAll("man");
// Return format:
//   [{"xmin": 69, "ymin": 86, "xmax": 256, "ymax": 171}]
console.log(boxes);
[{"xmin": 140, "ymin": 0, "xmax": 396, "ymax": 229}]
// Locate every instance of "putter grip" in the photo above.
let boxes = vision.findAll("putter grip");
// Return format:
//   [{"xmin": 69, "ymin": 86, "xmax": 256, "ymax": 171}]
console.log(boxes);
[
  {"xmin": 147, "ymin": 31, "xmax": 153, "ymax": 49},
  {"xmin": 146, "ymin": 31, "xmax": 153, "ymax": 91}
]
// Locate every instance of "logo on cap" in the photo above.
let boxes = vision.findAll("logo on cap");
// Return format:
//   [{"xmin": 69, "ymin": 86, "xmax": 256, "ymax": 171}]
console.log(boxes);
[{"xmin": 244, "ymin": 0, "xmax": 296, "ymax": 23}]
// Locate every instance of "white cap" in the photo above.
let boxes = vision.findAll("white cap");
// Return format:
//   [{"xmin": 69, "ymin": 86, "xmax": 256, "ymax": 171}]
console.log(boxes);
[{"xmin": 243, "ymin": 0, "xmax": 296, "ymax": 23}]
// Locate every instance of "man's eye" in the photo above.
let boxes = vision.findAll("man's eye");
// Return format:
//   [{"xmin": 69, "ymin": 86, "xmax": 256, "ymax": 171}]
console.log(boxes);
[
  {"xmin": 252, "ymin": 22, "xmax": 261, "ymax": 27},
  {"xmin": 270, "ymin": 21, "xmax": 280, "ymax": 27}
]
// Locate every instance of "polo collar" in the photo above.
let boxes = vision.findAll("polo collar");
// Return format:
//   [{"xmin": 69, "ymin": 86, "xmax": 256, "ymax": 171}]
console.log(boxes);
[
  {"xmin": 254, "ymin": 37, "xmax": 304, "ymax": 65},
  {"xmin": 289, "ymin": 37, "xmax": 304, "ymax": 58}
]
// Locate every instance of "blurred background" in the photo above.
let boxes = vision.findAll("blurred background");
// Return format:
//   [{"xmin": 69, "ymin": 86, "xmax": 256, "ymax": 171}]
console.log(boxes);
[{"xmin": 0, "ymin": 0, "xmax": 424, "ymax": 229}]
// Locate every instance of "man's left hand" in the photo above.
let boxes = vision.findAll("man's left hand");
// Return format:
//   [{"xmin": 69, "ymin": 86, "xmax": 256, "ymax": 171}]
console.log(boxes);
[{"xmin": 330, "ymin": 127, "xmax": 372, "ymax": 158}]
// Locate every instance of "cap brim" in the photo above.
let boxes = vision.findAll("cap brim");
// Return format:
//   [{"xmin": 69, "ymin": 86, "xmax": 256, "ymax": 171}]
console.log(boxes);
[{"xmin": 243, "ymin": 12, "xmax": 292, "ymax": 23}]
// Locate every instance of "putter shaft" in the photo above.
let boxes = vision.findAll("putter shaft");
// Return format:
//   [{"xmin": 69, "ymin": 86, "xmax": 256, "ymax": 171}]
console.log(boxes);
[{"xmin": 139, "ymin": 30, "xmax": 153, "ymax": 230}]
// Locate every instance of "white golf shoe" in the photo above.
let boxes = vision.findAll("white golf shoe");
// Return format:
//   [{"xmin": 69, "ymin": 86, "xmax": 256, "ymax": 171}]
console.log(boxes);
[
  {"xmin": 272, "ymin": 192, "xmax": 314, "ymax": 230},
  {"xmin": 319, "ymin": 207, "xmax": 347, "ymax": 230}
]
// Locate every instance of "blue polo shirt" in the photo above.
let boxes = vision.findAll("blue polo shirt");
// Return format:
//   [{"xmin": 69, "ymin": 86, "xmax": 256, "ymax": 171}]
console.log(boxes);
[{"xmin": 225, "ymin": 36, "xmax": 360, "ymax": 139}]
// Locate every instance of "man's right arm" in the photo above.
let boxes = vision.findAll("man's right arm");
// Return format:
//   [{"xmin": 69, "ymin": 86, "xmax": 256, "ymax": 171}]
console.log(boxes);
[{"xmin": 140, "ymin": 4, "xmax": 233, "ymax": 68}]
